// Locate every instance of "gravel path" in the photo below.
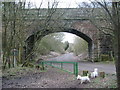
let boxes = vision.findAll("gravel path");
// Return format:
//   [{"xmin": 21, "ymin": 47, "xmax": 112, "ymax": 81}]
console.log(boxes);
[
  {"xmin": 46, "ymin": 53, "xmax": 116, "ymax": 74},
  {"xmin": 46, "ymin": 53, "xmax": 79, "ymax": 62}
]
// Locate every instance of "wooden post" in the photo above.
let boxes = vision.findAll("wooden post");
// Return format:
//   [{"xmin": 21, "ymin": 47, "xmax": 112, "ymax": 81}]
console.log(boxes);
[
  {"xmin": 83, "ymin": 70, "xmax": 89, "ymax": 76},
  {"xmin": 99, "ymin": 72, "xmax": 105, "ymax": 78},
  {"xmin": 18, "ymin": 46, "xmax": 21, "ymax": 63}
]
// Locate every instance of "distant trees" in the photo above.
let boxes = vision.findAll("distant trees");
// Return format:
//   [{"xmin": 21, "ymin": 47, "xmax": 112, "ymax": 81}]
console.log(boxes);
[
  {"xmin": 34, "ymin": 32, "xmax": 65, "ymax": 56},
  {"xmin": 73, "ymin": 37, "xmax": 88, "ymax": 56},
  {"xmin": 67, "ymin": 36, "xmax": 88, "ymax": 56},
  {"xmin": 34, "ymin": 32, "xmax": 88, "ymax": 59},
  {"xmin": 64, "ymin": 41, "xmax": 69, "ymax": 51}
]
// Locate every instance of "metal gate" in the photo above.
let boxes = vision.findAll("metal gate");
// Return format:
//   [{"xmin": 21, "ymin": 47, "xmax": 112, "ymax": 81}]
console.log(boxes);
[{"xmin": 40, "ymin": 61, "xmax": 78, "ymax": 77}]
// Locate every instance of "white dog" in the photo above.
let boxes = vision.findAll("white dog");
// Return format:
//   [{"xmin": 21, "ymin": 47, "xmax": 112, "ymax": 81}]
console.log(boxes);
[
  {"xmin": 77, "ymin": 74, "xmax": 90, "ymax": 84},
  {"xmin": 90, "ymin": 68, "xmax": 98, "ymax": 78}
]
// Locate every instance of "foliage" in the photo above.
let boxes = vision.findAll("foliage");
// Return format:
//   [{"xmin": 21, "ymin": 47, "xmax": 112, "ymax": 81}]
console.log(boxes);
[
  {"xmin": 34, "ymin": 32, "xmax": 65, "ymax": 57},
  {"xmin": 34, "ymin": 32, "xmax": 88, "ymax": 58},
  {"xmin": 100, "ymin": 54, "xmax": 113, "ymax": 61},
  {"xmin": 74, "ymin": 37, "xmax": 88, "ymax": 55},
  {"xmin": 67, "ymin": 36, "xmax": 88, "ymax": 56}
]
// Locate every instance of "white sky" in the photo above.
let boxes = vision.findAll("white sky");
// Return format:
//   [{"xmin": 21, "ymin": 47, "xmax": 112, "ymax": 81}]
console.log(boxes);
[
  {"xmin": 62, "ymin": 33, "xmax": 75, "ymax": 43},
  {"xmin": 26, "ymin": 0, "xmax": 95, "ymax": 8}
]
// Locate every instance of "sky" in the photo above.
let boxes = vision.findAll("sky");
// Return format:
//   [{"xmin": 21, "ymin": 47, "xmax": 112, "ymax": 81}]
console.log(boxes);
[
  {"xmin": 26, "ymin": 0, "xmax": 95, "ymax": 8},
  {"xmin": 62, "ymin": 33, "xmax": 75, "ymax": 43}
]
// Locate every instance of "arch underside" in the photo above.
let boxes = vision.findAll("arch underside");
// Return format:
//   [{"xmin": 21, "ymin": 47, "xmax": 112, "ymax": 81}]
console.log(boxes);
[{"xmin": 25, "ymin": 28, "xmax": 93, "ymax": 60}]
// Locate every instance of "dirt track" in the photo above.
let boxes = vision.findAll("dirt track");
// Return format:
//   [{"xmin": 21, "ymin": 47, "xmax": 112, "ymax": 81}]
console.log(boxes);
[
  {"xmin": 2, "ymin": 65, "xmax": 116, "ymax": 88},
  {"xmin": 2, "ymin": 66, "xmax": 81, "ymax": 88},
  {"xmin": 2, "ymin": 53, "xmax": 116, "ymax": 88}
]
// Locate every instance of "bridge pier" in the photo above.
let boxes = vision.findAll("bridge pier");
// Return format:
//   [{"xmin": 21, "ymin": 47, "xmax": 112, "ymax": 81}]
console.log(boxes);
[
  {"xmin": 88, "ymin": 42, "xmax": 92, "ymax": 60},
  {"xmin": 91, "ymin": 33, "xmax": 113, "ymax": 62}
]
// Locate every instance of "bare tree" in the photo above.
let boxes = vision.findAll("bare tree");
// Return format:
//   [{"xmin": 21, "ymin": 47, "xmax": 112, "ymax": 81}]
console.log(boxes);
[
  {"xmin": 21, "ymin": 1, "xmax": 68, "ymax": 66},
  {"xmin": 2, "ymin": 0, "xmax": 67, "ymax": 68},
  {"xmin": 111, "ymin": 1, "xmax": 120, "ymax": 88},
  {"xmin": 78, "ymin": 0, "xmax": 120, "ymax": 88},
  {"xmin": 2, "ymin": 1, "xmax": 43, "ymax": 68}
]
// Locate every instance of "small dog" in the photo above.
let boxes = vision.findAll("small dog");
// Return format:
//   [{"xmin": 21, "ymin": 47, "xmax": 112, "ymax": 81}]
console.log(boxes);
[
  {"xmin": 77, "ymin": 74, "xmax": 90, "ymax": 84},
  {"xmin": 90, "ymin": 68, "xmax": 98, "ymax": 78}
]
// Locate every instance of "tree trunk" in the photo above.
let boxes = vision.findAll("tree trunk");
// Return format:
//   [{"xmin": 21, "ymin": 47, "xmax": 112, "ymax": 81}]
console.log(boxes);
[
  {"xmin": 115, "ymin": 23, "xmax": 120, "ymax": 88},
  {"xmin": 117, "ymin": 25, "xmax": 120, "ymax": 88},
  {"xmin": 112, "ymin": 2, "xmax": 120, "ymax": 88}
]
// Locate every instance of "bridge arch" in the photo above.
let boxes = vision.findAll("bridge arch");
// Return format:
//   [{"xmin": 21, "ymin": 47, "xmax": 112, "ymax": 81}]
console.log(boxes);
[
  {"xmin": 22, "ymin": 8, "xmax": 113, "ymax": 62},
  {"xmin": 25, "ymin": 28, "xmax": 93, "ymax": 60}
]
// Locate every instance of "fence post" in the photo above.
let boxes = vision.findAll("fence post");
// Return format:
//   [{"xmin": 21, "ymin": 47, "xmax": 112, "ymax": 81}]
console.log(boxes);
[
  {"xmin": 61, "ymin": 63, "xmax": 63, "ymax": 69},
  {"xmin": 41, "ymin": 61, "xmax": 44, "ymax": 70},
  {"xmin": 75, "ymin": 62, "xmax": 78, "ymax": 77},
  {"xmin": 50, "ymin": 62, "xmax": 52, "ymax": 65},
  {"xmin": 74, "ymin": 63, "xmax": 76, "ymax": 75}
]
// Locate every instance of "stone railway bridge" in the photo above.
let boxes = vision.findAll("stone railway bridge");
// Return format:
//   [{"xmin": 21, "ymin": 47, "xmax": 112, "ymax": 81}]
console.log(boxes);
[{"xmin": 24, "ymin": 8, "xmax": 112, "ymax": 61}]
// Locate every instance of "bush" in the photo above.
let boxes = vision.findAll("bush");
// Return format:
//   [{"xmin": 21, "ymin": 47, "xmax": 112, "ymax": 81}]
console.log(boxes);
[{"xmin": 100, "ymin": 54, "xmax": 112, "ymax": 61}]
